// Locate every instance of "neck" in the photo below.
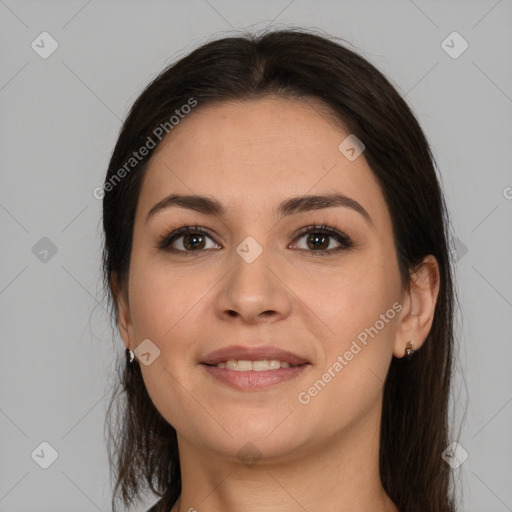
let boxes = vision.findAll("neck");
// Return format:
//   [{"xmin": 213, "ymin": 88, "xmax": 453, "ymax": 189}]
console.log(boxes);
[{"xmin": 172, "ymin": 401, "xmax": 398, "ymax": 512}]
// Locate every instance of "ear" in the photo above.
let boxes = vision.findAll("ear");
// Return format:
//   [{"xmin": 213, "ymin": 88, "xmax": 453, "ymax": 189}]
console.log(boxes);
[
  {"xmin": 110, "ymin": 272, "xmax": 135, "ymax": 352},
  {"xmin": 393, "ymin": 255, "xmax": 441, "ymax": 358}
]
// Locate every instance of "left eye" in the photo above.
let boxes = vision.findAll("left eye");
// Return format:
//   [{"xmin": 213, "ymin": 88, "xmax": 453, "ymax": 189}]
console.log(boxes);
[{"xmin": 290, "ymin": 224, "xmax": 353, "ymax": 253}]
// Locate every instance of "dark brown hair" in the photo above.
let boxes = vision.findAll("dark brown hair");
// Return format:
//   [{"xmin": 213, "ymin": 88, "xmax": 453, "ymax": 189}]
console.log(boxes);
[{"xmin": 103, "ymin": 27, "xmax": 460, "ymax": 512}]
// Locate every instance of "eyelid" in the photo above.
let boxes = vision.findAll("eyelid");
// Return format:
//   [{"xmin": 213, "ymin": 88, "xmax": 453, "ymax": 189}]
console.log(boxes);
[{"xmin": 291, "ymin": 222, "xmax": 344, "ymax": 242}]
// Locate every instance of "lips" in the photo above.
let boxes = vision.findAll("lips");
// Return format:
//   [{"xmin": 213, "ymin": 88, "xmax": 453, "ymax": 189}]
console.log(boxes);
[
  {"xmin": 200, "ymin": 344, "xmax": 310, "ymax": 391},
  {"xmin": 200, "ymin": 345, "xmax": 310, "ymax": 366}
]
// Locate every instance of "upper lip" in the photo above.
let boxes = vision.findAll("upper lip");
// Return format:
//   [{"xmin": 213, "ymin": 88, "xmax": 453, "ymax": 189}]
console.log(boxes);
[{"xmin": 201, "ymin": 345, "xmax": 310, "ymax": 366}]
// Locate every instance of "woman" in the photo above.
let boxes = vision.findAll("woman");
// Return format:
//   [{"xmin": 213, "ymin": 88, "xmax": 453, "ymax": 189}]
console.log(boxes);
[{"xmin": 103, "ymin": 28, "xmax": 459, "ymax": 512}]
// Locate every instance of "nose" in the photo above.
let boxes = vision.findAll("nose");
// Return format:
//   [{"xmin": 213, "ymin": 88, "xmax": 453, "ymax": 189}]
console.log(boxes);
[{"xmin": 213, "ymin": 244, "xmax": 293, "ymax": 325}]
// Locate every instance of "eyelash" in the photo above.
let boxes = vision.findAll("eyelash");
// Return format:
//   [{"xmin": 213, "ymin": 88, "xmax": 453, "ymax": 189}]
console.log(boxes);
[{"xmin": 157, "ymin": 222, "xmax": 354, "ymax": 256}]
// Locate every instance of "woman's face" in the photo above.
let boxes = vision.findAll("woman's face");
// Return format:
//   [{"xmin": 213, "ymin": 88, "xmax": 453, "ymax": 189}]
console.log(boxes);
[{"xmin": 117, "ymin": 96, "xmax": 408, "ymax": 461}]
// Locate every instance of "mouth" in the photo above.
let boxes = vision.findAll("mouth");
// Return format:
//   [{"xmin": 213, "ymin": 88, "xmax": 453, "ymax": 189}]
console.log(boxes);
[
  {"xmin": 201, "ymin": 344, "xmax": 309, "ymax": 366},
  {"xmin": 200, "ymin": 345, "xmax": 310, "ymax": 390},
  {"xmin": 204, "ymin": 359, "xmax": 301, "ymax": 371}
]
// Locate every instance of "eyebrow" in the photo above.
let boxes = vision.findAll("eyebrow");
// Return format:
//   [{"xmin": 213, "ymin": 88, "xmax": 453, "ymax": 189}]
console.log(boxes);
[{"xmin": 146, "ymin": 193, "xmax": 374, "ymax": 228}]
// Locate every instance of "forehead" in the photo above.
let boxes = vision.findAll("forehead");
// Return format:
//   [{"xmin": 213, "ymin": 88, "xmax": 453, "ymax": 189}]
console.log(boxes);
[{"xmin": 136, "ymin": 97, "xmax": 390, "ymax": 229}]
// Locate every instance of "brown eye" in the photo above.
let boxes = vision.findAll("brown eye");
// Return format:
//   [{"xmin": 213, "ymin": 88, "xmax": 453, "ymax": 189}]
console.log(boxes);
[
  {"xmin": 158, "ymin": 225, "xmax": 221, "ymax": 253},
  {"xmin": 181, "ymin": 233, "xmax": 206, "ymax": 251},
  {"xmin": 305, "ymin": 232, "xmax": 330, "ymax": 250},
  {"xmin": 292, "ymin": 224, "xmax": 353, "ymax": 255}
]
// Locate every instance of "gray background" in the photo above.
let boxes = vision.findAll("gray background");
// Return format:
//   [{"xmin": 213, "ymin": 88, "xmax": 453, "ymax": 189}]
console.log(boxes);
[{"xmin": 1, "ymin": 0, "xmax": 511, "ymax": 511}]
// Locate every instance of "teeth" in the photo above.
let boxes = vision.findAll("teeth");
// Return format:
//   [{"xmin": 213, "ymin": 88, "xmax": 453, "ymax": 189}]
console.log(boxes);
[
  {"xmin": 225, "ymin": 360, "xmax": 238, "ymax": 370},
  {"xmin": 237, "ymin": 360, "xmax": 253, "ymax": 371},
  {"xmin": 218, "ymin": 359, "xmax": 294, "ymax": 371}
]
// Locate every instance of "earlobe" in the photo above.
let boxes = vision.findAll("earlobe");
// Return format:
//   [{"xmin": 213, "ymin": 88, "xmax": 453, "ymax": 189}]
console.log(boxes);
[{"xmin": 393, "ymin": 255, "xmax": 440, "ymax": 358}]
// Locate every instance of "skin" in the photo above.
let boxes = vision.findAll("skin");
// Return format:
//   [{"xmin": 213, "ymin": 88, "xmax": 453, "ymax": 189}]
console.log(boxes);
[{"xmin": 114, "ymin": 96, "xmax": 440, "ymax": 512}]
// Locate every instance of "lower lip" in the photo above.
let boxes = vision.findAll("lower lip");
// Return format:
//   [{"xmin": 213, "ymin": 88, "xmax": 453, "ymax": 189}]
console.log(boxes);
[{"xmin": 201, "ymin": 364, "xmax": 309, "ymax": 391}]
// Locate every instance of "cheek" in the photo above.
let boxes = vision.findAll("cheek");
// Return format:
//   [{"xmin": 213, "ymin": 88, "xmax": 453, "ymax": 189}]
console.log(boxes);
[
  {"xmin": 128, "ymin": 271, "xmax": 171, "ymax": 341},
  {"xmin": 291, "ymin": 251, "xmax": 399, "ymax": 404},
  {"xmin": 128, "ymin": 261, "xmax": 211, "ymax": 430},
  {"xmin": 128, "ymin": 252, "xmax": 209, "ymax": 342},
  {"xmin": 295, "ymin": 351, "xmax": 390, "ymax": 439},
  {"xmin": 291, "ymin": 251, "xmax": 395, "ymax": 340},
  {"xmin": 295, "ymin": 279, "xmax": 397, "ymax": 431}
]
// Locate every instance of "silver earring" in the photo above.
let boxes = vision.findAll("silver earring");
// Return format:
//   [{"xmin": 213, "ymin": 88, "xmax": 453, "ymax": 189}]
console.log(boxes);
[
  {"xmin": 405, "ymin": 341, "xmax": 415, "ymax": 360},
  {"xmin": 126, "ymin": 348, "xmax": 135, "ymax": 365}
]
